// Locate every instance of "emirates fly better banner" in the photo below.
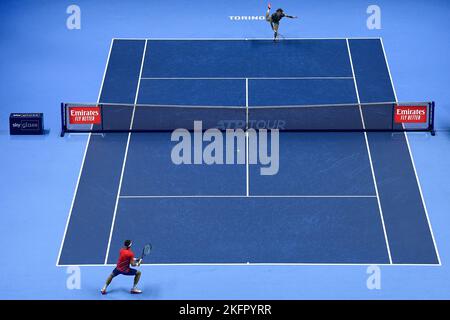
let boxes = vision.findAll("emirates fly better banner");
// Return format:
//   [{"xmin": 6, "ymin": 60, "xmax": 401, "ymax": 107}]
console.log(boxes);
[
  {"xmin": 69, "ymin": 106, "xmax": 102, "ymax": 124},
  {"xmin": 394, "ymin": 105, "xmax": 428, "ymax": 123}
]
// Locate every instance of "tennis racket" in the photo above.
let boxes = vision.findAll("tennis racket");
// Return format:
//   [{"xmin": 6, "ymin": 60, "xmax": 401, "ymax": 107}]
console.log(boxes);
[{"xmin": 139, "ymin": 243, "xmax": 152, "ymax": 263}]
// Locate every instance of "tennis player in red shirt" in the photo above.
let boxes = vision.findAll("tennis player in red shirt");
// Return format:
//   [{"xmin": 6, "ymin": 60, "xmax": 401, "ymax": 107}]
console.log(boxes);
[{"xmin": 101, "ymin": 240, "xmax": 142, "ymax": 294}]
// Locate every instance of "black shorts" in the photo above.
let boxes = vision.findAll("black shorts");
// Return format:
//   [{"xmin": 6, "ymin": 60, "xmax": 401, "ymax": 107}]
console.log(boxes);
[{"xmin": 112, "ymin": 267, "xmax": 137, "ymax": 277}]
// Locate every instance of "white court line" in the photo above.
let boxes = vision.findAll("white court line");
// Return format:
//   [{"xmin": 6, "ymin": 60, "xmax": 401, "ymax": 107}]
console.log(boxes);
[
  {"xmin": 67, "ymin": 133, "xmax": 105, "ymax": 137},
  {"xmin": 380, "ymin": 38, "xmax": 441, "ymax": 265},
  {"xmin": 245, "ymin": 78, "xmax": 249, "ymax": 127},
  {"xmin": 113, "ymin": 37, "xmax": 382, "ymax": 41},
  {"xmin": 56, "ymin": 39, "xmax": 115, "ymax": 267},
  {"xmin": 119, "ymin": 195, "xmax": 378, "ymax": 199},
  {"xmin": 246, "ymin": 78, "xmax": 250, "ymax": 197},
  {"xmin": 104, "ymin": 40, "xmax": 148, "ymax": 265},
  {"xmin": 140, "ymin": 77, "xmax": 354, "ymax": 80},
  {"xmin": 346, "ymin": 39, "xmax": 393, "ymax": 264},
  {"xmin": 57, "ymin": 262, "xmax": 440, "ymax": 267}
]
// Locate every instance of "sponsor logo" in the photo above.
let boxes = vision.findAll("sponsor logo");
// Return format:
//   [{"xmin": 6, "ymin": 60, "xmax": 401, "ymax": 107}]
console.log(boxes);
[
  {"xmin": 229, "ymin": 15, "xmax": 266, "ymax": 21},
  {"xmin": 394, "ymin": 105, "xmax": 428, "ymax": 123},
  {"xmin": 11, "ymin": 120, "xmax": 39, "ymax": 130},
  {"xmin": 216, "ymin": 119, "xmax": 286, "ymax": 130},
  {"xmin": 69, "ymin": 106, "xmax": 102, "ymax": 124}
]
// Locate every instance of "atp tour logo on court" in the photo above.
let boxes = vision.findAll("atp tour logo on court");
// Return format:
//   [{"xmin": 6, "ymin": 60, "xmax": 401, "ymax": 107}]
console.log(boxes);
[
  {"xmin": 171, "ymin": 121, "xmax": 279, "ymax": 176},
  {"xmin": 69, "ymin": 106, "xmax": 102, "ymax": 125},
  {"xmin": 394, "ymin": 105, "xmax": 428, "ymax": 123}
]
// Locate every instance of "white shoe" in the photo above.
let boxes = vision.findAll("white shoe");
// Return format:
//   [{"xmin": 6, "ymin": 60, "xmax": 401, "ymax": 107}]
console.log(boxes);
[{"xmin": 130, "ymin": 288, "xmax": 142, "ymax": 294}]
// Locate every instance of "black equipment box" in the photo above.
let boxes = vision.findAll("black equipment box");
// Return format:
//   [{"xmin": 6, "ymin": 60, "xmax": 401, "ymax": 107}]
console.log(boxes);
[{"xmin": 9, "ymin": 113, "xmax": 44, "ymax": 135}]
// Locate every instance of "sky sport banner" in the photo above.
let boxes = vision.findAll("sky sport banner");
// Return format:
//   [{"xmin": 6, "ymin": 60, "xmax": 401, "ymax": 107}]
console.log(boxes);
[
  {"xmin": 69, "ymin": 106, "xmax": 102, "ymax": 125},
  {"xmin": 394, "ymin": 105, "xmax": 428, "ymax": 123}
]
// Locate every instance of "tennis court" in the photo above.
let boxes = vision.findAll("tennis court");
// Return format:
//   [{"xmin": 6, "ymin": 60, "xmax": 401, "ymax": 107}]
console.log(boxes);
[{"xmin": 57, "ymin": 38, "xmax": 439, "ymax": 266}]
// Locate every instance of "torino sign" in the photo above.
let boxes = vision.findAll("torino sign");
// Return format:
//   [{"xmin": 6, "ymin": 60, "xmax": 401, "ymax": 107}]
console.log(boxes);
[{"xmin": 228, "ymin": 15, "xmax": 266, "ymax": 21}]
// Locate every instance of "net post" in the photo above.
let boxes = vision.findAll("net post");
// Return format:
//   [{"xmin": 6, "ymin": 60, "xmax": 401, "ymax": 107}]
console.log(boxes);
[
  {"xmin": 60, "ymin": 102, "xmax": 66, "ymax": 137},
  {"xmin": 391, "ymin": 102, "xmax": 396, "ymax": 131},
  {"xmin": 430, "ymin": 101, "xmax": 436, "ymax": 136},
  {"xmin": 100, "ymin": 104, "xmax": 104, "ymax": 132}
]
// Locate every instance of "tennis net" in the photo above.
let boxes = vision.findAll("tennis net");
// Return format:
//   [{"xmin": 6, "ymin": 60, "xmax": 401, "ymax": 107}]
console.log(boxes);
[{"xmin": 60, "ymin": 101, "xmax": 435, "ymax": 136}]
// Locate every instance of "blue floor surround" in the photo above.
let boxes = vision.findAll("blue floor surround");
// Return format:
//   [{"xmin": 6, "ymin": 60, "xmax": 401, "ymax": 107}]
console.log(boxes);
[{"xmin": 1, "ymin": 0, "xmax": 450, "ymax": 299}]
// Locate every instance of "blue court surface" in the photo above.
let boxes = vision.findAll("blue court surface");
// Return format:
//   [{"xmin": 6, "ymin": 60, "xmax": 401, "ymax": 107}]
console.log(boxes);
[
  {"xmin": 2, "ymin": 0, "xmax": 450, "ymax": 299},
  {"xmin": 58, "ymin": 38, "xmax": 439, "ymax": 266}
]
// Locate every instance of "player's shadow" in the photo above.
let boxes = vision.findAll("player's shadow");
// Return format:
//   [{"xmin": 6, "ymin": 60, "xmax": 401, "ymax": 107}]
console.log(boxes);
[{"xmin": 101, "ymin": 285, "xmax": 160, "ymax": 299}]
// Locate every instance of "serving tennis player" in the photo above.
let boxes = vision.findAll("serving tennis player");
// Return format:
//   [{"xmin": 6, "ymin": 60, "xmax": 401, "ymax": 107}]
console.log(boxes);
[
  {"xmin": 101, "ymin": 240, "xmax": 142, "ymax": 294},
  {"xmin": 265, "ymin": 3, "xmax": 298, "ymax": 40}
]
